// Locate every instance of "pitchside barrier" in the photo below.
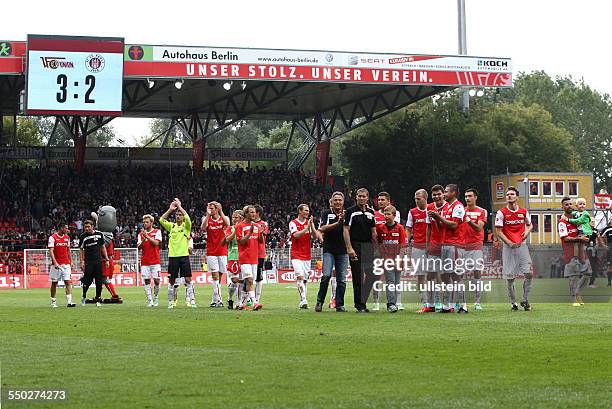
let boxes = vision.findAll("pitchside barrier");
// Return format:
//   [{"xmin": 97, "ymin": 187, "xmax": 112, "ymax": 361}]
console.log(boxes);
[{"xmin": 0, "ymin": 244, "xmax": 591, "ymax": 290}]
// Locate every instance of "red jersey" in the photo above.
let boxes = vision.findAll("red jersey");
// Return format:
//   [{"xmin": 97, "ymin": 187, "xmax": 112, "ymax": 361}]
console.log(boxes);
[
  {"xmin": 426, "ymin": 201, "xmax": 448, "ymax": 255},
  {"xmin": 406, "ymin": 207, "xmax": 428, "ymax": 249},
  {"xmin": 138, "ymin": 228, "xmax": 162, "ymax": 266},
  {"xmin": 495, "ymin": 206, "xmax": 530, "ymax": 244},
  {"xmin": 376, "ymin": 222, "xmax": 408, "ymax": 259},
  {"xmin": 289, "ymin": 218, "xmax": 312, "ymax": 261},
  {"xmin": 48, "ymin": 233, "xmax": 71, "ymax": 265},
  {"xmin": 463, "ymin": 206, "xmax": 488, "ymax": 250},
  {"xmin": 255, "ymin": 220, "xmax": 268, "ymax": 259},
  {"xmin": 375, "ymin": 209, "xmax": 401, "ymax": 225},
  {"xmin": 206, "ymin": 216, "xmax": 228, "ymax": 257},
  {"xmin": 440, "ymin": 199, "xmax": 465, "ymax": 246},
  {"xmin": 235, "ymin": 221, "xmax": 261, "ymax": 264},
  {"xmin": 558, "ymin": 219, "xmax": 586, "ymax": 263}
]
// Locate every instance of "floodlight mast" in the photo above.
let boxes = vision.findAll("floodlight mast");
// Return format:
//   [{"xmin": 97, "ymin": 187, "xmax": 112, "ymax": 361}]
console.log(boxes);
[{"xmin": 458, "ymin": 0, "xmax": 469, "ymax": 112}]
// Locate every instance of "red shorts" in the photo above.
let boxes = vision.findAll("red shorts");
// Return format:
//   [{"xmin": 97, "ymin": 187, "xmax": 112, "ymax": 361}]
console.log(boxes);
[
  {"xmin": 102, "ymin": 260, "xmax": 114, "ymax": 277},
  {"xmin": 227, "ymin": 260, "xmax": 240, "ymax": 275}
]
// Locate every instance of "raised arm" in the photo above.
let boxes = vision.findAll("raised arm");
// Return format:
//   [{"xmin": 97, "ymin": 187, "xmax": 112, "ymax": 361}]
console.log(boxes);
[
  {"xmin": 200, "ymin": 214, "xmax": 209, "ymax": 231},
  {"xmin": 160, "ymin": 202, "xmax": 177, "ymax": 232}
]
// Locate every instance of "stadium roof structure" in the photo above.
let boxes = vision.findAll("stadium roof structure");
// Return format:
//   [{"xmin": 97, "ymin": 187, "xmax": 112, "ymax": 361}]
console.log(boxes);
[{"xmin": 0, "ymin": 37, "xmax": 512, "ymax": 175}]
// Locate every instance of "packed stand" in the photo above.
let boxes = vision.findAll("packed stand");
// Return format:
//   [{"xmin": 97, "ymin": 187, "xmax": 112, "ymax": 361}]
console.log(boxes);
[{"xmin": 0, "ymin": 164, "xmax": 333, "ymax": 250}]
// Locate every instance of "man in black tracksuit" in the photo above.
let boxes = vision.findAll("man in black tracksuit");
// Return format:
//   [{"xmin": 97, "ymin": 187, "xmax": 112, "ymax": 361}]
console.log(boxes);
[
  {"xmin": 343, "ymin": 188, "xmax": 378, "ymax": 313},
  {"xmin": 79, "ymin": 219, "xmax": 109, "ymax": 305}
]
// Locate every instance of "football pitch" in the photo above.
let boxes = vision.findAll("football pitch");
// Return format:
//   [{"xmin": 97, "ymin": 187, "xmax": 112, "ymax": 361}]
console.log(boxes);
[{"xmin": 1, "ymin": 281, "xmax": 611, "ymax": 409}]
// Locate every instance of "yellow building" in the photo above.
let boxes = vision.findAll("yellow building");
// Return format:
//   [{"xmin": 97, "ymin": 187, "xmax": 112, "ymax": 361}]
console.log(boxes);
[{"xmin": 490, "ymin": 172, "xmax": 594, "ymax": 244}]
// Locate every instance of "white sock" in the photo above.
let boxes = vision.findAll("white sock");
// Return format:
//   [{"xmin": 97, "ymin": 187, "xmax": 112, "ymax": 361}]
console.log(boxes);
[
  {"xmin": 228, "ymin": 282, "xmax": 237, "ymax": 301},
  {"xmin": 167, "ymin": 285, "xmax": 174, "ymax": 303},
  {"xmin": 236, "ymin": 284, "xmax": 243, "ymax": 306},
  {"xmin": 214, "ymin": 280, "xmax": 222, "ymax": 303},
  {"xmin": 211, "ymin": 279, "xmax": 219, "ymax": 303},
  {"xmin": 248, "ymin": 290, "xmax": 255, "ymax": 304},
  {"xmin": 51, "ymin": 297, "xmax": 56, "ymax": 303},
  {"xmin": 144, "ymin": 284, "xmax": 152, "ymax": 302},
  {"xmin": 297, "ymin": 280, "xmax": 306, "ymax": 302},
  {"xmin": 186, "ymin": 283, "xmax": 195, "ymax": 303},
  {"xmin": 173, "ymin": 284, "xmax": 179, "ymax": 302},
  {"xmin": 66, "ymin": 294, "xmax": 72, "ymax": 303},
  {"xmin": 255, "ymin": 280, "xmax": 263, "ymax": 303},
  {"xmin": 330, "ymin": 276, "xmax": 337, "ymax": 300},
  {"xmin": 240, "ymin": 289, "xmax": 248, "ymax": 305}
]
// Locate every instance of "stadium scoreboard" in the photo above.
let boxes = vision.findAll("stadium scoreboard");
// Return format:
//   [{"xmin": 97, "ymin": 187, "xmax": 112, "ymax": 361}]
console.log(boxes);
[{"xmin": 25, "ymin": 35, "xmax": 124, "ymax": 116}]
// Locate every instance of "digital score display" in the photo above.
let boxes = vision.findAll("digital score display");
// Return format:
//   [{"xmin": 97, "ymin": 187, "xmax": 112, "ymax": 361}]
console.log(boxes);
[{"xmin": 26, "ymin": 35, "xmax": 124, "ymax": 116}]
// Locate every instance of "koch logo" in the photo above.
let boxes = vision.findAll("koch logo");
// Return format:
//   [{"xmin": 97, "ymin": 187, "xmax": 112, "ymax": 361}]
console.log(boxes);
[
  {"xmin": 478, "ymin": 59, "xmax": 508, "ymax": 67},
  {"xmin": 40, "ymin": 57, "xmax": 74, "ymax": 69}
]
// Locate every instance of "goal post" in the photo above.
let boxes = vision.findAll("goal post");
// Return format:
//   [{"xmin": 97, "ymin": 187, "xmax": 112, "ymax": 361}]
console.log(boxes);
[{"xmin": 22, "ymin": 248, "xmax": 139, "ymax": 289}]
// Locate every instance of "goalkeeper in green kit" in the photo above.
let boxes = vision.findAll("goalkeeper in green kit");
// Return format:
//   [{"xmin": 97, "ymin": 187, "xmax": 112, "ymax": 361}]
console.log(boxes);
[{"xmin": 160, "ymin": 198, "xmax": 196, "ymax": 309}]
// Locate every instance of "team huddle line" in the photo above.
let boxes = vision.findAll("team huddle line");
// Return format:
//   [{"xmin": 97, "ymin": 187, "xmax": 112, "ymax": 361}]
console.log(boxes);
[{"xmin": 45, "ymin": 183, "xmax": 591, "ymax": 313}]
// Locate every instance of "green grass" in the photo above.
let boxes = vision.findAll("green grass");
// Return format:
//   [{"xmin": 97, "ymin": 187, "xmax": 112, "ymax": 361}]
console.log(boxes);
[{"xmin": 1, "ymin": 281, "xmax": 611, "ymax": 409}]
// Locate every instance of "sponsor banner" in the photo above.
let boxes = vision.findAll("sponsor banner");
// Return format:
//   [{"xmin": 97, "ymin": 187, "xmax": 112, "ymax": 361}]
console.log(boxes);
[
  {"xmin": 206, "ymin": 148, "xmax": 286, "ymax": 162},
  {"xmin": 0, "ymin": 41, "xmax": 26, "ymax": 74},
  {"xmin": 496, "ymin": 182, "xmax": 505, "ymax": 199},
  {"xmin": 159, "ymin": 271, "xmax": 229, "ymax": 286},
  {"xmin": 86, "ymin": 147, "xmax": 129, "ymax": 160},
  {"xmin": 129, "ymin": 147, "xmax": 192, "ymax": 161},
  {"xmin": 2, "ymin": 147, "xmax": 288, "ymax": 162},
  {"xmin": 129, "ymin": 45, "xmax": 511, "ymax": 73},
  {"xmin": 594, "ymin": 194, "xmax": 612, "ymax": 210},
  {"xmin": 46, "ymin": 147, "xmax": 73, "ymax": 161},
  {"xmin": 277, "ymin": 268, "xmax": 353, "ymax": 283},
  {"xmin": 123, "ymin": 45, "xmax": 511, "ymax": 86},
  {"xmin": 266, "ymin": 271, "xmax": 277, "ymax": 284},
  {"xmin": 23, "ymin": 271, "xmax": 230, "ymax": 289},
  {"xmin": 0, "ymin": 146, "xmax": 45, "ymax": 160},
  {"xmin": 46, "ymin": 147, "xmax": 129, "ymax": 161},
  {"xmin": 25, "ymin": 272, "xmax": 138, "ymax": 289},
  {"xmin": 0, "ymin": 273, "xmax": 24, "ymax": 289},
  {"xmin": 124, "ymin": 61, "xmax": 511, "ymax": 87}
]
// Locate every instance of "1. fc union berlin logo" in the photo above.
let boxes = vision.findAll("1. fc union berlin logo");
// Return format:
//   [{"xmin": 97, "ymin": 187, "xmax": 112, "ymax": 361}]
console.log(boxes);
[{"xmin": 85, "ymin": 54, "xmax": 105, "ymax": 73}]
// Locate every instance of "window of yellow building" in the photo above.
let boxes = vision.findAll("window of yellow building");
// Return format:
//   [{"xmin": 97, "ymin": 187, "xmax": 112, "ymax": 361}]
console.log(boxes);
[
  {"xmin": 542, "ymin": 181, "xmax": 552, "ymax": 196},
  {"xmin": 569, "ymin": 181, "xmax": 578, "ymax": 196},
  {"xmin": 554, "ymin": 181, "xmax": 564, "ymax": 196},
  {"xmin": 529, "ymin": 181, "xmax": 539, "ymax": 196},
  {"xmin": 530, "ymin": 214, "xmax": 539, "ymax": 233},
  {"xmin": 544, "ymin": 214, "xmax": 552, "ymax": 232}
]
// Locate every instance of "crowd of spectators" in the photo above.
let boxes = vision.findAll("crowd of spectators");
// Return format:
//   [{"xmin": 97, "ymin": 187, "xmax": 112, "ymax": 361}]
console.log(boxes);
[{"xmin": 1, "ymin": 164, "xmax": 338, "ymax": 251}]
